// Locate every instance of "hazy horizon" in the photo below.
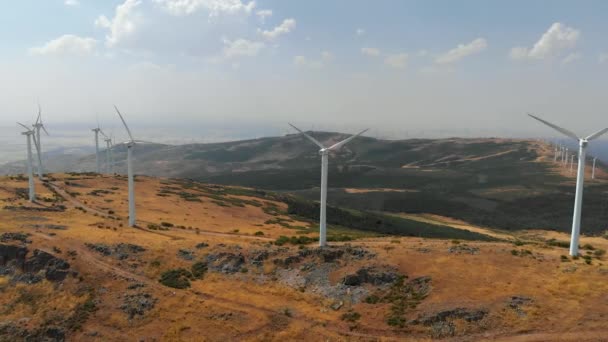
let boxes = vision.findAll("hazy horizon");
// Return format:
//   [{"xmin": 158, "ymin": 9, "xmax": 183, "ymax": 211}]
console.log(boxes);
[{"xmin": 1, "ymin": 1, "xmax": 608, "ymax": 138}]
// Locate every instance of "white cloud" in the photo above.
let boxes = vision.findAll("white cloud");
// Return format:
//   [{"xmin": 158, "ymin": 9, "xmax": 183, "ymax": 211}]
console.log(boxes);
[
  {"xmin": 435, "ymin": 38, "xmax": 487, "ymax": 64},
  {"xmin": 153, "ymin": 0, "xmax": 255, "ymax": 16},
  {"xmin": 417, "ymin": 49, "xmax": 429, "ymax": 57},
  {"xmin": 294, "ymin": 51, "xmax": 334, "ymax": 69},
  {"xmin": 356, "ymin": 28, "xmax": 365, "ymax": 36},
  {"xmin": 256, "ymin": 9, "xmax": 272, "ymax": 22},
  {"xmin": 598, "ymin": 53, "xmax": 608, "ymax": 64},
  {"xmin": 223, "ymin": 38, "xmax": 264, "ymax": 58},
  {"xmin": 64, "ymin": 0, "xmax": 80, "ymax": 6},
  {"xmin": 361, "ymin": 47, "xmax": 381, "ymax": 57},
  {"xmin": 384, "ymin": 53, "xmax": 408, "ymax": 69},
  {"xmin": 258, "ymin": 18, "xmax": 296, "ymax": 40},
  {"xmin": 29, "ymin": 34, "xmax": 97, "ymax": 56},
  {"xmin": 95, "ymin": 0, "xmax": 142, "ymax": 47},
  {"xmin": 510, "ymin": 23, "xmax": 580, "ymax": 61},
  {"xmin": 561, "ymin": 52, "xmax": 581, "ymax": 65}
]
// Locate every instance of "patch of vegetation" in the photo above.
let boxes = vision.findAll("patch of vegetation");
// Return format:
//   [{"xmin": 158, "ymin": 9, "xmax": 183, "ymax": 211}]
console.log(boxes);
[
  {"xmin": 65, "ymin": 296, "xmax": 97, "ymax": 331},
  {"xmin": 191, "ymin": 262, "xmax": 208, "ymax": 279},
  {"xmin": 274, "ymin": 235, "xmax": 316, "ymax": 246},
  {"xmin": 546, "ymin": 239, "xmax": 570, "ymax": 249},
  {"xmin": 254, "ymin": 231, "xmax": 265, "ymax": 236},
  {"xmin": 285, "ymin": 198, "xmax": 496, "ymax": 241},
  {"xmin": 159, "ymin": 268, "xmax": 193, "ymax": 289},
  {"xmin": 341, "ymin": 311, "xmax": 361, "ymax": 322}
]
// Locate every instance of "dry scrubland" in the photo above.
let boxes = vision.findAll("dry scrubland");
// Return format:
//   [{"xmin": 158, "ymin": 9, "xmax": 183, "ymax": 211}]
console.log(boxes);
[{"xmin": 1, "ymin": 170, "xmax": 608, "ymax": 341}]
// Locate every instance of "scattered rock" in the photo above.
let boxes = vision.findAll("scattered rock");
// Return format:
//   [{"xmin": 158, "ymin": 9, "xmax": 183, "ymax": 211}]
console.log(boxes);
[
  {"xmin": 86, "ymin": 243, "xmax": 146, "ymax": 260},
  {"xmin": 414, "ymin": 308, "xmax": 488, "ymax": 325},
  {"xmin": 250, "ymin": 250, "xmax": 269, "ymax": 266},
  {"xmin": 127, "ymin": 283, "xmax": 146, "ymax": 290},
  {"xmin": 342, "ymin": 267, "xmax": 399, "ymax": 287},
  {"xmin": 0, "ymin": 232, "xmax": 31, "ymax": 244},
  {"xmin": 24, "ymin": 250, "xmax": 71, "ymax": 282},
  {"xmin": 430, "ymin": 321, "xmax": 455, "ymax": 338},
  {"xmin": 206, "ymin": 253, "xmax": 245, "ymax": 274},
  {"xmin": 207, "ymin": 312, "xmax": 233, "ymax": 321},
  {"xmin": 178, "ymin": 249, "xmax": 195, "ymax": 261},
  {"xmin": 12, "ymin": 273, "xmax": 43, "ymax": 284},
  {"xmin": 562, "ymin": 265, "xmax": 578, "ymax": 273},
  {"xmin": 448, "ymin": 245, "xmax": 480, "ymax": 255},
  {"xmin": 330, "ymin": 301, "xmax": 343, "ymax": 311},
  {"xmin": 508, "ymin": 296, "xmax": 534, "ymax": 317},
  {"xmin": 120, "ymin": 293, "xmax": 157, "ymax": 319},
  {"xmin": 85, "ymin": 243, "xmax": 112, "ymax": 256}
]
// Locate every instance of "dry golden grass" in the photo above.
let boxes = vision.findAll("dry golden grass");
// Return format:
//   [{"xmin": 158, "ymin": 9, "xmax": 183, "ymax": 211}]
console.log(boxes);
[{"xmin": 1, "ymin": 173, "xmax": 608, "ymax": 341}]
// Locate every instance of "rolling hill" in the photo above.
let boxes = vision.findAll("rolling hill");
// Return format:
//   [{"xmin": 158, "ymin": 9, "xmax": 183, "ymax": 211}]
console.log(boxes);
[
  {"xmin": 2, "ymin": 132, "xmax": 608, "ymax": 235},
  {"xmin": 1, "ymin": 173, "xmax": 608, "ymax": 341}
]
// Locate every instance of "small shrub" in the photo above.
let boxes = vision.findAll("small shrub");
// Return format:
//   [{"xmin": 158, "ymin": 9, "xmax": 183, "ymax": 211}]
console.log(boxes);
[
  {"xmin": 511, "ymin": 250, "xmax": 518, "ymax": 256},
  {"xmin": 451, "ymin": 240, "xmax": 461, "ymax": 245},
  {"xmin": 365, "ymin": 295, "xmax": 380, "ymax": 304},
  {"xmin": 254, "ymin": 231, "xmax": 264, "ymax": 236},
  {"xmin": 582, "ymin": 243, "xmax": 595, "ymax": 251},
  {"xmin": 560, "ymin": 255, "xmax": 569, "ymax": 262},
  {"xmin": 341, "ymin": 311, "xmax": 361, "ymax": 322},
  {"xmin": 594, "ymin": 249, "xmax": 606, "ymax": 258},
  {"xmin": 161, "ymin": 222, "xmax": 174, "ymax": 228},
  {"xmin": 159, "ymin": 268, "xmax": 193, "ymax": 289},
  {"xmin": 191, "ymin": 262, "xmax": 208, "ymax": 279}
]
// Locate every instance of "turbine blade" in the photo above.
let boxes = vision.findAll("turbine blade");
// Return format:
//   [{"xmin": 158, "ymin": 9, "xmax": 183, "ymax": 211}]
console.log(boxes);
[
  {"xmin": 327, "ymin": 128, "xmax": 369, "ymax": 151},
  {"xmin": 36, "ymin": 103, "xmax": 41, "ymax": 124},
  {"xmin": 114, "ymin": 105, "xmax": 135, "ymax": 142},
  {"xmin": 527, "ymin": 114, "xmax": 579, "ymax": 141},
  {"xmin": 41, "ymin": 125, "xmax": 49, "ymax": 136},
  {"xmin": 585, "ymin": 128, "xmax": 608, "ymax": 141},
  {"xmin": 288, "ymin": 123, "xmax": 325, "ymax": 149},
  {"xmin": 17, "ymin": 122, "xmax": 31, "ymax": 131}
]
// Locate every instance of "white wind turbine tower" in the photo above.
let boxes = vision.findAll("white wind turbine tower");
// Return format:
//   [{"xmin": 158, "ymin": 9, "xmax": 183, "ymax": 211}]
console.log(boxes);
[
  {"xmin": 115, "ymin": 105, "xmax": 137, "ymax": 227},
  {"xmin": 32, "ymin": 104, "xmax": 49, "ymax": 178},
  {"xmin": 528, "ymin": 113, "xmax": 608, "ymax": 256},
  {"xmin": 104, "ymin": 134, "xmax": 114, "ymax": 174},
  {"xmin": 591, "ymin": 157, "xmax": 597, "ymax": 180},
  {"xmin": 289, "ymin": 124, "xmax": 368, "ymax": 247},
  {"xmin": 570, "ymin": 154, "xmax": 575, "ymax": 174},
  {"xmin": 18, "ymin": 123, "xmax": 37, "ymax": 202},
  {"xmin": 91, "ymin": 124, "xmax": 107, "ymax": 174}
]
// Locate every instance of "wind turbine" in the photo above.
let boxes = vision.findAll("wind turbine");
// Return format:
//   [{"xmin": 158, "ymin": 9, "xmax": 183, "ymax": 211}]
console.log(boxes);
[
  {"xmin": 104, "ymin": 134, "xmax": 113, "ymax": 174},
  {"xmin": 570, "ymin": 154, "xmax": 575, "ymax": 174},
  {"xmin": 17, "ymin": 123, "xmax": 37, "ymax": 202},
  {"xmin": 592, "ymin": 157, "xmax": 597, "ymax": 180},
  {"xmin": 288, "ymin": 124, "xmax": 368, "ymax": 247},
  {"xmin": 528, "ymin": 113, "xmax": 608, "ymax": 256},
  {"xmin": 32, "ymin": 104, "xmax": 49, "ymax": 178},
  {"xmin": 91, "ymin": 123, "xmax": 107, "ymax": 174},
  {"xmin": 114, "ymin": 105, "xmax": 137, "ymax": 227}
]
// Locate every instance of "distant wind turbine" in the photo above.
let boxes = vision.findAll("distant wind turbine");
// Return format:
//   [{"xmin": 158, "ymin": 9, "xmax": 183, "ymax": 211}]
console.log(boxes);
[
  {"xmin": 288, "ymin": 124, "xmax": 368, "ymax": 247},
  {"xmin": 32, "ymin": 103, "xmax": 49, "ymax": 178},
  {"xmin": 17, "ymin": 122, "xmax": 37, "ymax": 202},
  {"xmin": 92, "ymin": 124, "xmax": 107, "ymax": 174},
  {"xmin": 104, "ymin": 135, "xmax": 114, "ymax": 174},
  {"xmin": 528, "ymin": 113, "xmax": 608, "ymax": 256},
  {"xmin": 115, "ymin": 105, "xmax": 137, "ymax": 227},
  {"xmin": 592, "ymin": 157, "xmax": 597, "ymax": 180},
  {"xmin": 570, "ymin": 154, "xmax": 575, "ymax": 174}
]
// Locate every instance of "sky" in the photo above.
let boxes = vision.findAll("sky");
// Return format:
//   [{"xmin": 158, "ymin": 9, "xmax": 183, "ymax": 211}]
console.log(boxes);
[{"xmin": 1, "ymin": 0, "xmax": 608, "ymax": 142}]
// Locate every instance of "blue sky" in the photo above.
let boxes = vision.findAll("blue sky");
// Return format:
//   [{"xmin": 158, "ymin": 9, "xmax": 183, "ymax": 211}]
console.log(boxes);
[{"xmin": 1, "ymin": 0, "xmax": 608, "ymax": 139}]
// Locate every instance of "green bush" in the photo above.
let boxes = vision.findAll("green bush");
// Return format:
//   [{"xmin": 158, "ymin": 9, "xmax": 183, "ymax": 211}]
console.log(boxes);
[
  {"xmin": 191, "ymin": 262, "xmax": 208, "ymax": 279},
  {"xmin": 254, "ymin": 231, "xmax": 265, "ymax": 236},
  {"xmin": 159, "ymin": 268, "xmax": 193, "ymax": 289}
]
